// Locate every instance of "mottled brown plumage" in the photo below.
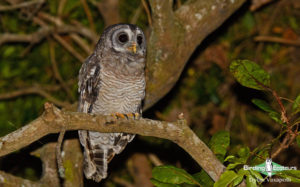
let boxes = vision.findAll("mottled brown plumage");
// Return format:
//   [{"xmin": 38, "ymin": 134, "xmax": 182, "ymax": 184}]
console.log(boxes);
[{"xmin": 78, "ymin": 24, "xmax": 146, "ymax": 182}]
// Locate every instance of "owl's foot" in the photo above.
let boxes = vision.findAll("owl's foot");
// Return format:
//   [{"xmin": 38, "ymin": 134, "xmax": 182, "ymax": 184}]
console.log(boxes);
[{"xmin": 111, "ymin": 112, "xmax": 140, "ymax": 120}]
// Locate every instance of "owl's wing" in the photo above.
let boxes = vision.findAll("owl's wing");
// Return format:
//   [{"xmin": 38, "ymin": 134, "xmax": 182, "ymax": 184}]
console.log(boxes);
[
  {"xmin": 78, "ymin": 53, "xmax": 104, "ymax": 180},
  {"xmin": 78, "ymin": 53, "xmax": 101, "ymax": 114},
  {"xmin": 78, "ymin": 54, "xmax": 136, "ymax": 182}
]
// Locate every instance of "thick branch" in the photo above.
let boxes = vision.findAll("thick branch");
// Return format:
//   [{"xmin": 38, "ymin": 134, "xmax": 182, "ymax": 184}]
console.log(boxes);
[
  {"xmin": 144, "ymin": 0, "xmax": 246, "ymax": 109},
  {"xmin": 0, "ymin": 103, "xmax": 225, "ymax": 181},
  {"xmin": 0, "ymin": 171, "xmax": 40, "ymax": 187},
  {"xmin": 94, "ymin": 0, "xmax": 121, "ymax": 26}
]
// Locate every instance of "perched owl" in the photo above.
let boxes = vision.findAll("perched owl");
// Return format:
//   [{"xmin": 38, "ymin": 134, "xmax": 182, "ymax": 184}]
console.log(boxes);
[{"xmin": 78, "ymin": 24, "xmax": 146, "ymax": 182}]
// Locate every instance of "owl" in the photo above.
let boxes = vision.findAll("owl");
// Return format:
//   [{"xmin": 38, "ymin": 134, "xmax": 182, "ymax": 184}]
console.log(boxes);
[{"xmin": 78, "ymin": 24, "xmax": 146, "ymax": 182}]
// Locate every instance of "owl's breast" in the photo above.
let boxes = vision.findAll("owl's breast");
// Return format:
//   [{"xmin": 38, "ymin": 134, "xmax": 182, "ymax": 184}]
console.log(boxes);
[{"xmin": 92, "ymin": 68, "xmax": 145, "ymax": 115}]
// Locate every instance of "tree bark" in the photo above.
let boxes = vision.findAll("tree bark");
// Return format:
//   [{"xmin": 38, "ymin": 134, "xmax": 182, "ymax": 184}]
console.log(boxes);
[
  {"xmin": 0, "ymin": 103, "xmax": 225, "ymax": 182},
  {"xmin": 144, "ymin": 0, "xmax": 246, "ymax": 109}
]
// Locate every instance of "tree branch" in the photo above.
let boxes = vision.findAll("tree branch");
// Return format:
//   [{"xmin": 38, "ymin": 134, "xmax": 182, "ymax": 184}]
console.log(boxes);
[
  {"xmin": 93, "ymin": 0, "xmax": 121, "ymax": 26},
  {"xmin": 0, "ymin": 86, "xmax": 71, "ymax": 108},
  {"xmin": 0, "ymin": 25, "xmax": 97, "ymax": 46},
  {"xmin": 0, "ymin": 0, "xmax": 45, "ymax": 12},
  {"xmin": 144, "ymin": 0, "xmax": 246, "ymax": 109},
  {"xmin": 0, "ymin": 103, "xmax": 225, "ymax": 181},
  {"xmin": 0, "ymin": 171, "xmax": 40, "ymax": 186}
]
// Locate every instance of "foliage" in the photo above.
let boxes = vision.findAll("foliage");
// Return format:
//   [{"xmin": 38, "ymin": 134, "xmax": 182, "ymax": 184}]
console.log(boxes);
[
  {"xmin": 0, "ymin": 0, "xmax": 300, "ymax": 186},
  {"xmin": 214, "ymin": 60, "xmax": 300, "ymax": 186},
  {"xmin": 151, "ymin": 59, "xmax": 300, "ymax": 187},
  {"xmin": 151, "ymin": 130, "xmax": 227, "ymax": 187},
  {"xmin": 230, "ymin": 60, "xmax": 270, "ymax": 90}
]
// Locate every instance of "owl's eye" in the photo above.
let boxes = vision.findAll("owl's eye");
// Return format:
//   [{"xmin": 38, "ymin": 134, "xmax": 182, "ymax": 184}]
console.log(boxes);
[
  {"xmin": 137, "ymin": 35, "xmax": 143, "ymax": 45},
  {"xmin": 118, "ymin": 33, "xmax": 129, "ymax": 43}
]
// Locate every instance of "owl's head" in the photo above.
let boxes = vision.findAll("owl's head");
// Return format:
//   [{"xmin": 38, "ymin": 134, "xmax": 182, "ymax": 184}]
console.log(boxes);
[{"xmin": 98, "ymin": 24, "xmax": 146, "ymax": 59}]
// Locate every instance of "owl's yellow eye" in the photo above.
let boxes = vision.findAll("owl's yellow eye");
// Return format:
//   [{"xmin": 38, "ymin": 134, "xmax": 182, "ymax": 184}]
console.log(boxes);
[
  {"xmin": 118, "ymin": 33, "xmax": 128, "ymax": 43},
  {"xmin": 137, "ymin": 35, "xmax": 143, "ymax": 45}
]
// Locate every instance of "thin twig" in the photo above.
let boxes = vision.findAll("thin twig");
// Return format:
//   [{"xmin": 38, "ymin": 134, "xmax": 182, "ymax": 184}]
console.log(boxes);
[
  {"xmin": 32, "ymin": 16, "xmax": 85, "ymax": 62},
  {"xmin": 250, "ymin": 0, "xmax": 276, "ymax": 11},
  {"xmin": 271, "ymin": 131, "xmax": 297, "ymax": 158},
  {"xmin": 38, "ymin": 12, "xmax": 93, "ymax": 54},
  {"xmin": 254, "ymin": 35, "xmax": 300, "ymax": 47},
  {"xmin": 113, "ymin": 177, "xmax": 134, "ymax": 187},
  {"xmin": 254, "ymin": 0, "xmax": 284, "ymax": 61},
  {"xmin": 58, "ymin": 0, "xmax": 68, "ymax": 16},
  {"xmin": 80, "ymin": 0, "xmax": 96, "ymax": 32},
  {"xmin": 0, "ymin": 24, "xmax": 96, "ymax": 46},
  {"xmin": 49, "ymin": 39, "xmax": 75, "ymax": 100},
  {"xmin": 272, "ymin": 90, "xmax": 289, "ymax": 124},
  {"xmin": 148, "ymin": 153, "xmax": 163, "ymax": 166},
  {"xmin": 0, "ymin": 87, "xmax": 71, "ymax": 108},
  {"xmin": 0, "ymin": 0, "xmax": 45, "ymax": 11},
  {"xmin": 52, "ymin": 34, "xmax": 85, "ymax": 62},
  {"xmin": 141, "ymin": 0, "xmax": 152, "ymax": 27},
  {"xmin": 130, "ymin": 3, "xmax": 143, "ymax": 24},
  {"xmin": 69, "ymin": 34, "xmax": 92, "ymax": 54},
  {"xmin": 56, "ymin": 129, "xmax": 66, "ymax": 178}
]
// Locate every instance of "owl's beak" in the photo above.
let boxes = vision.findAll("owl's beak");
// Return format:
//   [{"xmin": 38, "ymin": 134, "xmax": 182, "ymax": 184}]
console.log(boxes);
[{"xmin": 128, "ymin": 42, "xmax": 137, "ymax": 54}]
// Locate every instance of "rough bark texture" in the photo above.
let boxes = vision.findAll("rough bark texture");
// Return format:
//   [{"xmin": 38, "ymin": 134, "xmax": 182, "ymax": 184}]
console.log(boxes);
[
  {"xmin": 0, "ymin": 103, "xmax": 225, "ymax": 182},
  {"xmin": 144, "ymin": 0, "xmax": 246, "ymax": 109}
]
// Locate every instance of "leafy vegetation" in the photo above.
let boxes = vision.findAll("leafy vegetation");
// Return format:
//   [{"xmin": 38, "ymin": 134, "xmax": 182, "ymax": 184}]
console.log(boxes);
[{"xmin": 0, "ymin": 0, "xmax": 299, "ymax": 186}]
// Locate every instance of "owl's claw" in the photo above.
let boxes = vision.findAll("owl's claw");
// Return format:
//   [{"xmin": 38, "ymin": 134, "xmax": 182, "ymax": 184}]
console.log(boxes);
[
  {"xmin": 125, "ymin": 113, "xmax": 140, "ymax": 120},
  {"xmin": 111, "ymin": 112, "xmax": 140, "ymax": 120}
]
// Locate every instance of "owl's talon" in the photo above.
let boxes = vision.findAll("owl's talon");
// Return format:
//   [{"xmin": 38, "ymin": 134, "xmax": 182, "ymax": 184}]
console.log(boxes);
[
  {"xmin": 111, "ymin": 113, "xmax": 141, "ymax": 120},
  {"xmin": 124, "ymin": 113, "xmax": 140, "ymax": 120},
  {"xmin": 112, "ymin": 113, "xmax": 127, "ymax": 119},
  {"xmin": 134, "ymin": 113, "xmax": 140, "ymax": 120},
  {"xmin": 125, "ymin": 113, "xmax": 134, "ymax": 119}
]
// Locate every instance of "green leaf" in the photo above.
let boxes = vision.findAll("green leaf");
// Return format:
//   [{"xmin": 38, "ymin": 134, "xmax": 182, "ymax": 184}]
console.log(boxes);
[
  {"xmin": 238, "ymin": 147, "xmax": 250, "ymax": 161},
  {"xmin": 292, "ymin": 94, "xmax": 300, "ymax": 113},
  {"xmin": 152, "ymin": 165, "xmax": 201, "ymax": 186},
  {"xmin": 209, "ymin": 131, "xmax": 230, "ymax": 161},
  {"xmin": 233, "ymin": 169, "xmax": 250, "ymax": 186},
  {"xmin": 250, "ymin": 149, "xmax": 269, "ymax": 166},
  {"xmin": 268, "ymin": 112, "xmax": 283, "ymax": 124},
  {"xmin": 246, "ymin": 174, "xmax": 257, "ymax": 187},
  {"xmin": 227, "ymin": 162, "xmax": 243, "ymax": 170},
  {"xmin": 214, "ymin": 170, "xmax": 238, "ymax": 187},
  {"xmin": 246, "ymin": 175, "xmax": 257, "ymax": 187},
  {"xmin": 276, "ymin": 170, "xmax": 300, "ymax": 183},
  {"xmin": 251, "ymin": 99, "xmax": 276, "ymax": 113},
  {"xmin": 251, "ymin": 99, "xmax": 283, "ymax": 123},
  {"xmin": 233, "ymin": 175, "xmax": 244, "ymax": 186},
  {"xmin": 224, "ymin": 155, "xmax": 237, "ymax": 162},
  {"xmin": 230, "ymin": 60, "xmax": 270, "ymax": 90},
  {"xmin": 237, "ymin": 168, "xmax": 250, "ymax": 176},
  {"xmin": 151, "ymin": 179, "xmax": 181, "ymax": 187},
  {"xmin": 193, "ymin": 170, "xmax": 214, "ymax": 187},
  {"xmin": 249, "ymin": 170, "xmax": 263, "ymax": 181}
]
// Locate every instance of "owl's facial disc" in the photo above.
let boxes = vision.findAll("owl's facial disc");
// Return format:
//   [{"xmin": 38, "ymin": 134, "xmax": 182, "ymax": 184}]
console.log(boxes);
[{"xmin": 111, "ymin": 27, "xmax": 146, "ymax": 57}]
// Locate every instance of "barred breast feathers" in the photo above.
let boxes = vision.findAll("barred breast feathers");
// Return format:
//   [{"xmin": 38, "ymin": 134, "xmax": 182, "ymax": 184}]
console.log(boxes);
[{"xmin": 78, "ymin": 54, "xmax": 145, "ymax": 182}]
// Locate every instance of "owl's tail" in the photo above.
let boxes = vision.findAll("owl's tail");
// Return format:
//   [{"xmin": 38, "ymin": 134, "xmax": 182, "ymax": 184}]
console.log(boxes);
[
  {"xmin": 86, "ymin": 146, "xmax": 115, "ymax": 182},
  {"xmin": 78, "ymin": 130, "xmax": 115, "ymax": 182},
  {"xmin": 78, "ymin": 130, "xmax": 135, "ymax": 182}
]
